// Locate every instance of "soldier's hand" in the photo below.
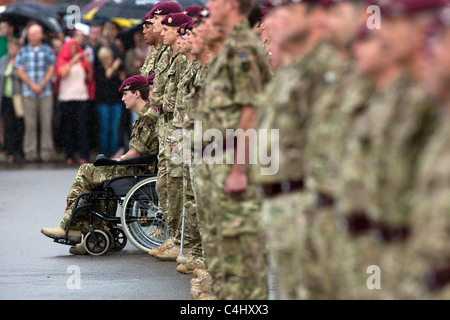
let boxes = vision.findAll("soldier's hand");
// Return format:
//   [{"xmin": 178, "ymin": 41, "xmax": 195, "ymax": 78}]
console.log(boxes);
[{"xmin": 224, "ymin": 171, "xmax": 247, "ymax": 195}]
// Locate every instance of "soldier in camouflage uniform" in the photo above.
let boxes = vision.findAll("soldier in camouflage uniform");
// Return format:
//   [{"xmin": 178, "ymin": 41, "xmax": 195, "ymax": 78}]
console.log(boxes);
[
  {"xmin": 178, "ymin": 14, "xmax": 226, "ymax": 297},
  {"xmin": 140, "ymin": 11, "xmax": 164, "ymax": 78},
  {"xmin": 172, "ymin": 21, "xmax": 205, "ymax": 274},
  {"xmin": 253, "ymin": 5, "xmax": 272, "ymax": 76},
  {"xmin": 409, "ymin": 8, "xmax": 450, "ymax": 298},
  {"xmin": 256, "ymin": 0, "xmax": 339, "ymax": 299},
  {"xmin": 41, "ymin": 76, "xmax": 158, "ymax": 254},
  {"xmin": 365, "ymin": 0, "xmax": 443, "ymax": 299},
  {"xmin": 193, "ymin": 0, "xmax": 270, "ymax": 300},
  {"xmin": 331, "ymin": 0, "xmax": 444, "ymax": 299},
  {"xmin": 290, "ymin": 0, "xmax": 375, "ymax": 299},
  {"xmin": 143, "ymin": 2, "xmax": 183, "ymax": 257},
  {"xmin": 187, "ymin": 10, "xmax": 226, "ymax": 300},
  {"xmin": 149, "ymin": 12, "xmax": 193, "ymax": 262}
]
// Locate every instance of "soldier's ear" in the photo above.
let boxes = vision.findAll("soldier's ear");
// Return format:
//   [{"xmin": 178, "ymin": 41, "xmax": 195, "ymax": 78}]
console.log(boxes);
[{"xmin": 227, "ymin": 0, "xmax": 238, "ymax": 12}]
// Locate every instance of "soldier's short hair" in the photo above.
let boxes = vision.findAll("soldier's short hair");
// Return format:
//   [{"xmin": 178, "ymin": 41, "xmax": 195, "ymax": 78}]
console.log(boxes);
[
  {"xmin": 131, "ymin": 86, "xmax": 150, "ymax": 101},
  {"xmin": 236, "ymin": 0, "xmax": 254, "ymax": 16}
]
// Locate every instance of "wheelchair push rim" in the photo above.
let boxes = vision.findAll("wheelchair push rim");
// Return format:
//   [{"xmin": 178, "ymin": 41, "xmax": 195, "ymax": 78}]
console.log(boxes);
[{"xmin": 120, "ymin": 176, "xmax": 169, "ymax": 253}]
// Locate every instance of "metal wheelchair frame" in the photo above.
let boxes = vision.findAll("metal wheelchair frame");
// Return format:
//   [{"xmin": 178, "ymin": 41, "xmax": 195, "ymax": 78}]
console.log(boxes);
[{"xmin": 54, "ymin": 154, "xmax": 169, "ymax": 256}]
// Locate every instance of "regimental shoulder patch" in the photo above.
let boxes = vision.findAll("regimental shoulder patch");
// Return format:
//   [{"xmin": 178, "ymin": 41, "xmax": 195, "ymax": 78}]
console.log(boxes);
[{"xmin": 240, "ymin": 53, "xmax": 250, "ymax": 73}]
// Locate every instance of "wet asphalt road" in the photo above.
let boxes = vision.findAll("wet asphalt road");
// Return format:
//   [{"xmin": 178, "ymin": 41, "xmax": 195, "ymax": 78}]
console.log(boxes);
[{"xmin": 0, "ymin": 165, "xmax": 194, "ymax": 300}]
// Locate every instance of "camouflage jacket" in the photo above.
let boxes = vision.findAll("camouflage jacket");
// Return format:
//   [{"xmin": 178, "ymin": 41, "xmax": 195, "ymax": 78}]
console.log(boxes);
[
  {"xmin": 151, "ymin": 46, "xmax": 174, "ymax": 112},
  {"xmin": 409, "ymin": 106, "xmax": 450, "ymax": 264},
  {"xmin": 162, "ymin": 50, "xmax": 188, "ymax": 114},
  {"xmin": 140, "ymin": 41, "xmax": 168, "ymax": 77},
  {"xmin": 373, "ymin": 81, "xmax": 438, "ymax": 226},
  {"xmin": 256, "ymin": 40, "xmax": 336, "ymax": 184},
  {"xmin": 173, "ymin": 60, "xmax": 201, "ymax": 129},
  {"xmin": 129, "ymin": 102, "xmax": 159, "ymax": 173},
  {"xmin": 337, "ymin": 74, "xmax": 411, "ymax": 218},
  {"xmin": 129, "ymin": 102, "xmax": 159, "ymax": 156},
  {"xmin": 199, "ymin": 19, "xmax": 270, "ymax": 136},
  {"xmin": 304, "ymin": 57, "xmax": 375, "ymax": 196}
]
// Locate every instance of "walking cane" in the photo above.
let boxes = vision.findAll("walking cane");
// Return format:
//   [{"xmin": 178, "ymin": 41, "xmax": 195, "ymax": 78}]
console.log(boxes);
[{"xmin": 180, "ymin": 203, "xmax": 186, "ymax": 256}]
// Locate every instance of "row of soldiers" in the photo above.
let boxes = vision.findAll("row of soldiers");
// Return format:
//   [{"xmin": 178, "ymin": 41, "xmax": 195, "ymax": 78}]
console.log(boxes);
[{"xmin": 136, "ymin": 0, "xmax": 450, "ymax": 300}]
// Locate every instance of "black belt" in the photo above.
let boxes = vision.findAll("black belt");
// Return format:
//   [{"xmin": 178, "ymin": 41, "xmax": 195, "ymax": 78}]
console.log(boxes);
[
  {"xmin": 201, "ymin": 137, "xmax": 238, "ymax": 154},
  {"xmin": 261, "ymin": 179, "xmax": 305, "ymax": 198},
  {"xmin": 316, "ymin": 192, "xmax": 335, "ymax": 209},
  {"xmin": 426, "ymin": 266, "xmax": 450, "ymax": 292},
  {"xmin": 344, "ymin": 212, "xmax": 410, "ymax": 243}
]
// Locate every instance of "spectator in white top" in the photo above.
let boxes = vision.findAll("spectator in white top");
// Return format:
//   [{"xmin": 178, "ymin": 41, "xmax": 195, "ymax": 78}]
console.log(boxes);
[{"xmin": 55, "ymin": 38, "xmax": 94, "ymax": 164}]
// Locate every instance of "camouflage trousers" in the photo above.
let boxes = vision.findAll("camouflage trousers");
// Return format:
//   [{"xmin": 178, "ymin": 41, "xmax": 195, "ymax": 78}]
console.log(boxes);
[
  {"xmin": 274, "ymin": 186, "xmax": 428, "ymax": 299},
  {"xmin": 180, "ymin": 157, "xmax": 203, "ymax": 257},
  {"xmin": 194, "ymin": 159, "xmax": 268, "ymax": 300},
  {"xmin": 167, "ymin": 124, "xmax": 184, "ymax": 245},
  {"xmin": 156, "ymin": 117, "xmax": 171, "ymax": 236},
  {"xmin": 60, "ymin": 163, "xmax": 132, "ymax": 234},
  {"xmin": 156, "ymin": 116, "xmax": 187, "ymax": 242},
  {"xmin": 396, "ymin": 193, "xmax": 450, "ymax": 299},
  {"xmin": 260, "ymin": 189, "xmax": 316, "ymax": 299}
]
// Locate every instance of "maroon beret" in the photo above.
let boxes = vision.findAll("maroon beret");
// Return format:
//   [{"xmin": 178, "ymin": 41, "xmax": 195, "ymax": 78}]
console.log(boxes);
[
  {"xmin": 119, "ymin": 75, "xmax": 149, "ymax": 92},
  {"xmin": 149, "ymin": 1, "xmax": 182, "ymax": 17},
  {"xmin": 183, "ymin": 5, "xmax": 203, "ymax": 17},
  {"xmin": 320, "ymin": 0, "xmax": 368, "ymax": 6},
  {"xmin": 161, "ymin": 12, "xmax": 192, "ymax": 27},
  {"xmin": 196, "ymin": 7, "xmax": 210, "ymax": 22},
  {"xmin": 142, "ymin": 11, "xmax": 154, "ymax": 25},
  {"xmin": 260, "ymin": 5, "xmax": 268, "ymax": 20},
  {"xmin": 375, "ymin": 0, "xmax": 447, "ymax": 17},
  {"xmin": 355, "ymin": 22, "xmax": 371, "ymax": 41},
  {"xmin": 178, "ymin": 20, "xmax": 194, "ymax": 35},
  {"xmin": 147, "ymin": 73, "xmax": 156, "ymax": 85},
  {"xmin": 266, "ymin": 0, "xmax": 320, "ymax": 8}
]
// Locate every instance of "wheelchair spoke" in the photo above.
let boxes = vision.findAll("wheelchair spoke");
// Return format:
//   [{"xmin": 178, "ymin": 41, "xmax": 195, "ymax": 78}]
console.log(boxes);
[{"xmin": 120, "ymin": 176, "xmax": 169, "ymax": 252}]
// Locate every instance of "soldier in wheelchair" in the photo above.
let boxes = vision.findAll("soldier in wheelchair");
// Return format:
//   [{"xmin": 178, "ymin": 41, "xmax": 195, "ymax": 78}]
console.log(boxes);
[{"xmin": 41, "ymin": 75, "xmax": 167, "ymax": 255}]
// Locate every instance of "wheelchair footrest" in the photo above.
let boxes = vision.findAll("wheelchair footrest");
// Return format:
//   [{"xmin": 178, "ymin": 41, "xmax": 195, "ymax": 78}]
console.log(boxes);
[{"xmin": 53, "ymin": 238, "xmax": 79, "ymax": 246}]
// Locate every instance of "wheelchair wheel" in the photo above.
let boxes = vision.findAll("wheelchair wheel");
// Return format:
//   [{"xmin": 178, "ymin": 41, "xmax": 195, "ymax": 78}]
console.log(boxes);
[
  {"xmin": 120, "ymin": 176, "xmax": 169, "ymax": 253},
  {"xmin": 109, "ymin": 226, "xmax": 127, "ymax": 252},
  {"xmin": 84, "ymin": 230, "xmax": 110, "ymax": 256}
]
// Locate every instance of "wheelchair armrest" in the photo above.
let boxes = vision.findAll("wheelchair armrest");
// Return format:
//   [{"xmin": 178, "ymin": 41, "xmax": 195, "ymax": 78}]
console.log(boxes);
[{"xmin": 93, "ymin": 154, "xmax": 157, "ymax": 167}]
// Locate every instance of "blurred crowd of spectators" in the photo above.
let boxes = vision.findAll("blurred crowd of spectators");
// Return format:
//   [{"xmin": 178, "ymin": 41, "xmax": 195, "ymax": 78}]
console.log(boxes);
[{"xmin": 0, "ymin": 18, "xmax": 149, "ymax": 165}]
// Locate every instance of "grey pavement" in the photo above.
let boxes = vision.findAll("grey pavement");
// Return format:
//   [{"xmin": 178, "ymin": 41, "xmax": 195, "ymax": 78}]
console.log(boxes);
[
  {"xmin": 0, "ymin": 166, "xmax": 194, "ymax": 300},
  {"xmin": 0, "ymin": 164, "xmax": 276, "ymax": 300}
]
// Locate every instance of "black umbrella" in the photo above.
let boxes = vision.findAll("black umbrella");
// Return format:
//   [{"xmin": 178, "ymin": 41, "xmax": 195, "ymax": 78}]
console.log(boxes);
[
  {"xmin": 0, "ymin": 1, "xmax": 61, "ymax": 34},
  {"xmin": 83, "ymin": 0, "xmax": 207, "ymax": 22},
  {"xmin": 84, "ymin": 0, "xmax": 158, "ymax": 21}
]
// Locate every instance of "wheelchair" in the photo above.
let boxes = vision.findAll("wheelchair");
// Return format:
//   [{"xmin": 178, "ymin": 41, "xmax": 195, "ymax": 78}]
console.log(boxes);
[{"xmin": 53, "ymin": 154, "xmax": 169, "ymax": 256}]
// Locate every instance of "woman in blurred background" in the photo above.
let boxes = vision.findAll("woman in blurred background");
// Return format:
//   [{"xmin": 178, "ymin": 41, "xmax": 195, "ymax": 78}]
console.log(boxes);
[
  {"xmin": 95, "ymin": 45, "xmax": 125, "ymax": 158},
  {"xmin": 56, "ymin": 38, "xmax": 94, "ymax": 164}
]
